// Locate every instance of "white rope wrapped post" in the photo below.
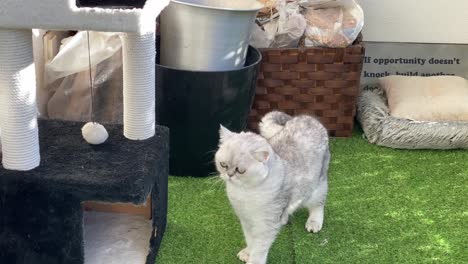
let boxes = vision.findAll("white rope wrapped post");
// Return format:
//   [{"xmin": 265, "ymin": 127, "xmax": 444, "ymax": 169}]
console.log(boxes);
[
  {"xmin": 0, "ymin": 29, "xmax": 40, "ymax": 170},
  {"xmin": 121, "ymin": 31, "xmax": 156, "ymax": 140}
]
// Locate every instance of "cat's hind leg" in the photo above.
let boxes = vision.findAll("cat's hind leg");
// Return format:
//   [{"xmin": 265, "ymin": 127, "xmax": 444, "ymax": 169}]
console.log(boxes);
[
  {"xmin": 305, "ymin": 149, "xmax": 330, "ymax": 233},
  {"xmin": 305, "ymin": 204, "xmax": 324, "ymax": 233},
  {"xmin": 304, "ymin": 180, "xmax": 328, "ymax": 233}
]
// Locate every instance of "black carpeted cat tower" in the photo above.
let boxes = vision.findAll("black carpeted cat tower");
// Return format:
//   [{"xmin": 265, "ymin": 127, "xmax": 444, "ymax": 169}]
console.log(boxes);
[
  {"xmin": 0, "ymin": 1, "xmax": 170, "ymax": 263},
  {"xmin": 1, "ymin": 121, "xmax": 169, "ymax": 264}
]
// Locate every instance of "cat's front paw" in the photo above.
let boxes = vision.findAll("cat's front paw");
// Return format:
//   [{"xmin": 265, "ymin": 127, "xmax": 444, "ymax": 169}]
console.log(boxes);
[
  {"xmin": 237, "ymin": 248, "xmax": 250, "ymax": 262},
  {"xmin": 280, "ymin": 214, "xmax": 289, "ymax": 225},
  {"xmin": 305, "ymin": 220, "xmax": 323, "ymax": 233}
]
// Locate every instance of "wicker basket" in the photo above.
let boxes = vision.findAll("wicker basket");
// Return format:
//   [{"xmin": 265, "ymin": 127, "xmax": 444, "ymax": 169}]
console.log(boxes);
[{"xmin": 248, "ymin": 38, "xmax": 365, "ymax": 137}]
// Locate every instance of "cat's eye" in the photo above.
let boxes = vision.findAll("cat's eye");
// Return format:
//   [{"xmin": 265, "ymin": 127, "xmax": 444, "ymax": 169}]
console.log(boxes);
[
  {"xmin": 236, "ymin": 167, "xmax": 246, "ymax": 174},
  {"xmin": 220, "ymin": 162, "xmax": 228, "ymax": 168}
]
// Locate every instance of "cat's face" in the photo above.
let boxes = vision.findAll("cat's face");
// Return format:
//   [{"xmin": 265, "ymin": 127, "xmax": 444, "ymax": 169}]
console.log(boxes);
[{"xmin": 215, "ymin": 126, "xmax": 271, "ymax": 187}]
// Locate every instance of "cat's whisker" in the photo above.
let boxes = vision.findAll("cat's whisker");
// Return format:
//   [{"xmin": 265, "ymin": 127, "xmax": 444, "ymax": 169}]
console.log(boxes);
[
  {"xmin": 207, "ymin": 170, "xmax": 219, "ymax": 176},
  {"xmin": 206, "ymin": 172, "xmax": 221, "ymax": 180},
  {"xmin": 205, "ymin": 149, "xmax": 218, "ymax": 155},
  {"xmin": 205, "ymin": 160, "xmax": 217, "ymax": 166},
  {"xmin": 206, "ymin": 176, "xmax": 225, "ymax": 191},
  {"xmin": 207, "ymin": 175, "xmax": 220, "ymax": 181}
]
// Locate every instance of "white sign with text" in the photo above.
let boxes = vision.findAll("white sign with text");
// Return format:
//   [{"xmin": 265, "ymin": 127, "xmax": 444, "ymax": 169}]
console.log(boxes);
[{"xmin": 361, "ymin": 42, "xmax": 468, "ymax": 90}]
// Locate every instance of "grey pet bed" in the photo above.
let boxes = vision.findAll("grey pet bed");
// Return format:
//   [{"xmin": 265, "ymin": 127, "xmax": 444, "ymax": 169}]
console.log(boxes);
[{"xmin": 357, "ymin": 86, "xmax": 468, "ymax": 149}]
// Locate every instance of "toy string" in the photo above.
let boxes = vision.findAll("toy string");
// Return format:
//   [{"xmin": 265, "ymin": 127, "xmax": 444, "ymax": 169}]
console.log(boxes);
[{"xmin": 86, "ymin": 30, "xmax": 95, "ymax": 123}]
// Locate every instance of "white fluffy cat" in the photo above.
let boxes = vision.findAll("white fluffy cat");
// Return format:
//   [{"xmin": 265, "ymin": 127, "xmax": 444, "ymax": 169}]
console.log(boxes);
[{"xmin": 215, "ymin": 111, "xmax": 330, "ymax": 264}]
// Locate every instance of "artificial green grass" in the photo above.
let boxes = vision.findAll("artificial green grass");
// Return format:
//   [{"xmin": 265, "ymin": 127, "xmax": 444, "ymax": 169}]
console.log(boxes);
[{"xmin": 156, "ymin": 131, "xmax": 467, "ymax": 264}]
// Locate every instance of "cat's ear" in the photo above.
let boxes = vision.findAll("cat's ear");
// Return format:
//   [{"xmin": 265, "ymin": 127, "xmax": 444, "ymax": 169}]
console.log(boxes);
[
  {"xmin": 219, "ymin": 125, "xmax": 235, "ymax": 143},
  {"xmin": 252, "ymin": 149, "xmax": 270, "ymax": 163}
]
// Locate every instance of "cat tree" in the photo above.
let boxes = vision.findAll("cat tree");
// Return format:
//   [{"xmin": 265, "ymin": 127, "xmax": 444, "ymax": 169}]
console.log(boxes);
[
  {"xmin": 0, "ymin": 0, "xmax": 167, "ymax": 170},
  {"xmin": 0, "ymin": 1, "xmax": 170, "ymax": 263}
]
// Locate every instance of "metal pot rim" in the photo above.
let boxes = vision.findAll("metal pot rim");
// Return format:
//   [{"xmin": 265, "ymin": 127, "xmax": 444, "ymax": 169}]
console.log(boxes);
[
  {"xmin": 157, "ymin": 46, "xmax": 262, "ymax": 73},
  {"xmin": 170, "ymin": 0, "xmax": 263, "ymax": 12}
]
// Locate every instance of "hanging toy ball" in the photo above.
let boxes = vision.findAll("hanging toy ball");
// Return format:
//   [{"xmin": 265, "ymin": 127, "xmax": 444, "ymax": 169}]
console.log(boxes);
[{"xmin": 82, "ymin": 122, "xmax": 109, "ymax": 145}]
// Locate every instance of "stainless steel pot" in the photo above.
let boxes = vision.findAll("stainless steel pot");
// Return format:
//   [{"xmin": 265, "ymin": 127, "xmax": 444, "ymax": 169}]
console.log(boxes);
[{"xmin": 160, "ymin": 0, "xmax": 262, "ymax": 71}]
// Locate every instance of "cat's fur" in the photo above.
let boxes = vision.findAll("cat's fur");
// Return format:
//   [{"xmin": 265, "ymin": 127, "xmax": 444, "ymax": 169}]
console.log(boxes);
[{"xmin": 215, "ymin": 111, "xmax": 330, "ymax": 264}]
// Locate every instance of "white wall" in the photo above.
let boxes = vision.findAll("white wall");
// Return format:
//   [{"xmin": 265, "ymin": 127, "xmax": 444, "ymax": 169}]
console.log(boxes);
[{"xmin": 359, "ymin": 0, "xmax": 468, "ymax": 44}]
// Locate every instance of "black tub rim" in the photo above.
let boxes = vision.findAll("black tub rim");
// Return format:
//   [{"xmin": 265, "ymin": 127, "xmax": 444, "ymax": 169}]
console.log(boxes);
[{"xmin": 156, "ymin": 46, "xmax": 262, "ymax": 73}]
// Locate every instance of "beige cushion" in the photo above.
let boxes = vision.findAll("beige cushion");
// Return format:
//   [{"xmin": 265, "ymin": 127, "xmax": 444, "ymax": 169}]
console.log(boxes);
[{"xmin": 379, "ymin": 75, "xmax": 468, "ymax": 121}]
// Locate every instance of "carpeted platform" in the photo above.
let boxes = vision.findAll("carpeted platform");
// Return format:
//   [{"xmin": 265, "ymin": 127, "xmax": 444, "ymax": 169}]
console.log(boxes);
[
  {"xmin": 1, "ymin": 120, "xmax": 168, "ymax": 203},
  {"xmin": 0, "ymin": 120, "xmax": 169, "ymax": 264}
]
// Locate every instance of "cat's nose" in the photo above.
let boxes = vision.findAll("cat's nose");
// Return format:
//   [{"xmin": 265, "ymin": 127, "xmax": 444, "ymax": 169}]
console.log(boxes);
[{"xmin": 227, "ymin": 172, "xmax": 235, "ymax": 177}]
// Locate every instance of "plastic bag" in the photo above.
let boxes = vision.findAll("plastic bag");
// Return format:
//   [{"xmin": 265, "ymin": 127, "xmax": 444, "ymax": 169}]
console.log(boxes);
[
  {"xmin": 250, "ymin": 0, "xmax": 306, "ymax": 48},
  {"xmin": 273, "ymin": 0, "xmax": 306, "ymax": 48},
  {"xmin": 46, "ymin": 32, "xmax": 121, "ymax": 83},
  {"xmin": 301, "ymin": 0, "xmax": 364, "ymax": 48},
  {"xmin": 250, "ymin": 22, "xmax": 276, "ymax": 48},
  {"xmin": 44, "ymin": 31, "xmax": 123, "ymax": 124}
]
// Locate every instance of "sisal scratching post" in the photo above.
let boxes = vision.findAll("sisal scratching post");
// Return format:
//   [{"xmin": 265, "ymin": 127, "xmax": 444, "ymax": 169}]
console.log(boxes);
[
  {"xmin": 0, "ymin": 1, "xmax": 169, "ymax": 263},
  {"xmin": 0, "ymin": 29, "xmax": 40, "ymax": 170},
  {"xmin": 121, "ymin": 31, "xmax": 156, "ymax": 140}
]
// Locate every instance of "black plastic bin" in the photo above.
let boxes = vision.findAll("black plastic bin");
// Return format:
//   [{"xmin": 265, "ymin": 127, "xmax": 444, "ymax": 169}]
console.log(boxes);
[{"xmin": 156, "ymin": 46, "xmax": 262, "ymax": 177}]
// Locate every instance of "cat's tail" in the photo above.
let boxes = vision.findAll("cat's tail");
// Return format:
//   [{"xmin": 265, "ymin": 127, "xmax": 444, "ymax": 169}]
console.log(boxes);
[{"xmin": 259, "ymin": 111, "xmax": 292, "ymax": 139}]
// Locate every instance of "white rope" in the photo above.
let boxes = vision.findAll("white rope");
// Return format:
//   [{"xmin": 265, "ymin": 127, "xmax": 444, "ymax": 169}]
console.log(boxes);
[
  {"xmin": 0, "ymin": 29, "xmax": 40, "ymax": 170},
  {"xmin": 121, "ymin": 31, "xmax": 156, "ymax": 140}
]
